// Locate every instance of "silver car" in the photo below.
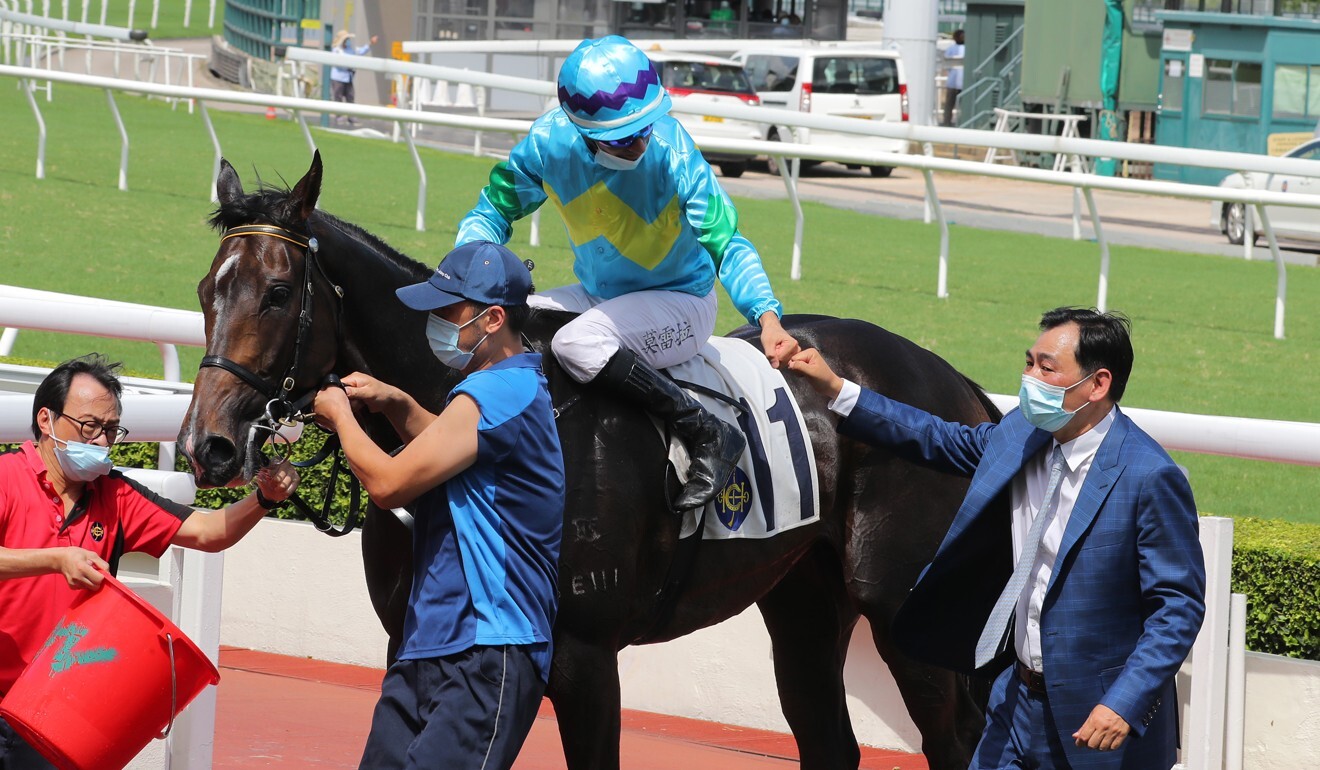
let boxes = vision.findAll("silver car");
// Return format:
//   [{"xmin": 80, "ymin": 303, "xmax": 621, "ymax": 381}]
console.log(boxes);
[
  {"xmin": 647, "ymin": 51, "xmax": 763, "ymax": 178},
  {"xmin": 1214, "ymin": 138, "xmax": 1320, "ymax": 245}
]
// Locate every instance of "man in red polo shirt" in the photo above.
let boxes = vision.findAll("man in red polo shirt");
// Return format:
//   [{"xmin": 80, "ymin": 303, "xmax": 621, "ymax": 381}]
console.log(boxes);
[{"xmin": 0, "ymin": 355, "xmax": 299, "ymax": 769}]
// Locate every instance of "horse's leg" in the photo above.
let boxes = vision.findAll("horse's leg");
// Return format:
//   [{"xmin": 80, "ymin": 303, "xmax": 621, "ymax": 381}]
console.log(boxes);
[
  {"xmin": 864, "ymin": 617, "xmax": 986, "ymax": 770},
  {"xmin": 756, "ymin": 544, "xmax": 861, "ymax": 770},
  {"xmin": 545, "ymin": 634, "xmax": 623, "ymax": 770},
  {"xmin": 360, "ymin": 503, "xmax": 412, "ymax": 662}
]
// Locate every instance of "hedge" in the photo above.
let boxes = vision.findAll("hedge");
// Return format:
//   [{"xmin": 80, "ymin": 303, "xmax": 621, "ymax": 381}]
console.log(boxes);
[{"xmin": 1230, "ymin": 516, "xmax": 1320, "ymax": 660}]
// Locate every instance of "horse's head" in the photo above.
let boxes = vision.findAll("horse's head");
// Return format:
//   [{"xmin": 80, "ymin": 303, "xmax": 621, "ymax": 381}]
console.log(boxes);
[{"xmin": 179, "ymin": 152, "xmax": 343, "ymax": 486}]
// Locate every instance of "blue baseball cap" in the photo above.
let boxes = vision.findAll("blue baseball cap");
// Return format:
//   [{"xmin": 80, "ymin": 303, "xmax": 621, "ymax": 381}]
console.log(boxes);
[{"xmin": 395, "ymin": 241, "xmax": 532, "ymax": 311}]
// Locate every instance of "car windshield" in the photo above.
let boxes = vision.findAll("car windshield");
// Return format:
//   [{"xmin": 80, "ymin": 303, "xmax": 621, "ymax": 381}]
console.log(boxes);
[
  {"xmin": 662, "ymin": 62, "xmax": 756, "ymax": 95},
  {"xmin": 811, "ymin": 57, "xmax": 899, "ymax": 95},
  {"xmin": 1287, "ymin": 140, "xmax": 1320, "ymax": 161}
]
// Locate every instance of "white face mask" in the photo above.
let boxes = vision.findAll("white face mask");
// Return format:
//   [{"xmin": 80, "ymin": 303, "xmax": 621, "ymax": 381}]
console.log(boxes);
[
  {"xmin": 50, "ymin": 434, "xmax": 113, "ymax": 481},
  {"xmin": 593, "ymin": 147, "xmax": 644, "ymax": 171},
  {"xmin": 425, "ymin": 308, "xmax": 491, "ymax": 370}
]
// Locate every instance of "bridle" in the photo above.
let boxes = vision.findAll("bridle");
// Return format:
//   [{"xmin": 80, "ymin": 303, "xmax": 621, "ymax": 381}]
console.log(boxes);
[
  {"xmin": 198, "ymin": 223, "xmax": 362, "ymax": 537},
  {"xmin": 201, "ymin": 224, "xmax": 342, "ymax": 426}
]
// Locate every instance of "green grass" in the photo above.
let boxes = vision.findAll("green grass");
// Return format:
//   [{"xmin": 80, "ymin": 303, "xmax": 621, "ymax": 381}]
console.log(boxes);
[
  {"xmin": 2, "ymin": 80, "xmax": 1318, "ymax": 524},
  {"xmin": 30, "ymin": 1, "xmax": 223, "ymax": 41}
]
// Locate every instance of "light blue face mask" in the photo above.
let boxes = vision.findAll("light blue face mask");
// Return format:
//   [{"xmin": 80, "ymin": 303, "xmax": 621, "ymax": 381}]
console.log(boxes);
[
  {"xmin": 425, "ymin": 308, "xmax": 491, "ymax": 370},
  {"xmin": 1018, "ymin": 372, "xmax": 1095, "ymax": 433},
  {"xmin": 50, "ymin": 433, "xmax": 113, "ymax": 482}
]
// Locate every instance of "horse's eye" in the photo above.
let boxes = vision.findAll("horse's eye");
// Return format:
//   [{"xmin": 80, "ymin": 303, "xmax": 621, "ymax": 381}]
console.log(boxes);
[{"xmin": 268, "ymin": 285, "xmax": 293, "ymax": 308}]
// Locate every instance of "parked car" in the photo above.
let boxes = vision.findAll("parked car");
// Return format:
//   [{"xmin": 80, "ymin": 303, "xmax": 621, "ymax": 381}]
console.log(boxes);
[
  {"xmin": 646, "ymin": 51, "xmax": 763, "ymax": 178},
  {"xmin": 1214, "ymin": 138, "xmax": 1320, "ymax": 245},
  {"xmin": 731, "ymin": 46, "xmax": 909, "ymax": 177}
]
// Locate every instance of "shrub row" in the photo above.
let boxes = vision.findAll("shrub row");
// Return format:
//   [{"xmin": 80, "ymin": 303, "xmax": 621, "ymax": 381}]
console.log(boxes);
[{"xmin": 1230, "ymin": 516, "xmax": 1320, "ymax": 660}]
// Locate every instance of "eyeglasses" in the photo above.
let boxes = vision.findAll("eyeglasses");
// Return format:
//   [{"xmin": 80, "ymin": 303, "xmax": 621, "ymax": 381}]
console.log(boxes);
[
  {"xmin": 56, "ymin": 413, "xmax": 130, "ymax": 444},
  {"xmin": 596, "ymin": 124, "xmax": 653, "ymax": 149}
]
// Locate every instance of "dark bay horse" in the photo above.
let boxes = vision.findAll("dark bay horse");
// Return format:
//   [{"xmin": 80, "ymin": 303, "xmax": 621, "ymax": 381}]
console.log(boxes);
[{"xmin": 178, "ymin": 152, "xmax": 997, "ymax": 770}]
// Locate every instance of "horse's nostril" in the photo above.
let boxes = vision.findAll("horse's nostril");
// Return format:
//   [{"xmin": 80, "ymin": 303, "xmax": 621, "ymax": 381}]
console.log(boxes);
[{"xmin": 195, "ymin": 434, "xmax": 239, "ymax": 476}]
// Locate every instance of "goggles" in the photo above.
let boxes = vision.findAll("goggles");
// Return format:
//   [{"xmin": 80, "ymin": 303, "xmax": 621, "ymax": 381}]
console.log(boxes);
[{"xmin": 596, "ymin": 123, "xmax": 653, "ymax": 149}]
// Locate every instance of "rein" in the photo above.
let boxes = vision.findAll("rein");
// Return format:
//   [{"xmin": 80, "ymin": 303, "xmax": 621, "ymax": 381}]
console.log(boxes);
[{"xmin": 200, "ymin": 223, "xmax": 363, "ymax": 537}]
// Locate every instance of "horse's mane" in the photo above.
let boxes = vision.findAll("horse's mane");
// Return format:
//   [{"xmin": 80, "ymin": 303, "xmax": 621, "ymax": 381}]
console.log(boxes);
[{"xmin": 208, "ymin": 183, "xmax": 430, "ymax": 281}]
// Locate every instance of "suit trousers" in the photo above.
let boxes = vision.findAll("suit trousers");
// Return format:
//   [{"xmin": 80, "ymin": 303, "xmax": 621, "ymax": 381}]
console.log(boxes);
[
  {"xmin": 971, "ymin": 663, "xmax": 1178, "ymax": 769},
  {"xmin": 971, "ymin": 664, "xmax": 1072, "ymax": 769}
]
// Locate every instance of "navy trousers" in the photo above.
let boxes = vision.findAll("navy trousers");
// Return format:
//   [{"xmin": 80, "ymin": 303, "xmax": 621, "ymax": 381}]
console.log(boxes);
[
  {"xmin": 970, "ymin": 665, "xmax": 1073, "ymax": 769},
  {"xmin": 970, "ymin": 664, "xmax": 1173, "ymax": 769},
  {"xmin": 358, "ymin": 644, "xmax": 545, "ymax": 770},
  {"xmin": 0, "ymin": 718, "xmax": 54, "ymax": 770}
]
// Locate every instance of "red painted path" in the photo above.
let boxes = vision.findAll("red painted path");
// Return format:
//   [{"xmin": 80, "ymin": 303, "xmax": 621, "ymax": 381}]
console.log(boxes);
[{"xmin": 213, "ymin": 647, "xmax": 928, "ymax": 769}]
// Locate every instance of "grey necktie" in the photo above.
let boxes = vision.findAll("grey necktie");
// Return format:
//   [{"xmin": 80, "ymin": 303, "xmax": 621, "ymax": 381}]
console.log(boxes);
[{"xmin": 974, "ymin": 445, "xmax": 1067, "ymax": 669}]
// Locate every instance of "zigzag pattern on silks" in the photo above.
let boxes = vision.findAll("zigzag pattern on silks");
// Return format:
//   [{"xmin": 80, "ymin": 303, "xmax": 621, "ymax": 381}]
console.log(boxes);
[{"xmin": 558, "ymin": 66, "xmax": 660, "ymax": 117}]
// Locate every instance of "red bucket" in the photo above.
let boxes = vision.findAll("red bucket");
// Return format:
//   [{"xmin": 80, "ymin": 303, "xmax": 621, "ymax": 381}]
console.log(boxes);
[{"xmin": 0, "ymin": 570, "xmax": 220, "ymax": 770}]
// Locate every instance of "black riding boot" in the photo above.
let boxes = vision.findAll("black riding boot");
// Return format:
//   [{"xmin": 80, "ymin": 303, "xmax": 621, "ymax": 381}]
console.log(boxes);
[{"xmin": 597, "ymin": 348, "xmax": 746, "ymax": 511}]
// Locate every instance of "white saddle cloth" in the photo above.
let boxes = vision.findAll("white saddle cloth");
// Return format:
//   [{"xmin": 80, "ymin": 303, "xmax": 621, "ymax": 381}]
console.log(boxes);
[{"xmin": 664, "ymin": 337, "xmax": 821, "ymax": 540}]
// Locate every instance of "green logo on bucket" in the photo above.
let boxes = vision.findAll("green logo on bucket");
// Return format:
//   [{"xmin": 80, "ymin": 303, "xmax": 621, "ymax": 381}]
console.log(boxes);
[{"xmin": 39, "ymin": 622, "xmax": 118, "ymax": 676}]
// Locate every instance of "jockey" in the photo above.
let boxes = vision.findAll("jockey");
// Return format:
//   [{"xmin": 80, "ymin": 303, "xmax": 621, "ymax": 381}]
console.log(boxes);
[{"xmin": 456, "ymin": 35, "xmax": 800, "ymax": 512}]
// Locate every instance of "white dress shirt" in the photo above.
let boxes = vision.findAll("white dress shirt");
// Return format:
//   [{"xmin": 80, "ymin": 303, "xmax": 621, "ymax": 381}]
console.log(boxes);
[
  {"xmin": 1011, "ymin": 408, "xmax": 1113, "ymax": 672},
  {"xmin": 827, "ymin": 379, "xmax": 1116, "ymax": 673}
]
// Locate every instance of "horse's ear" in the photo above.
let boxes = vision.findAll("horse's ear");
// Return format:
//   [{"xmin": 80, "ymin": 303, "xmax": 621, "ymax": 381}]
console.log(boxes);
[
  {"xmin": 288, "ymin": 150, "xmax": 322, "ymax": 222},
  {"xmin": 216, "ymin": 159, "xmax": 243, "ymax": 206}
]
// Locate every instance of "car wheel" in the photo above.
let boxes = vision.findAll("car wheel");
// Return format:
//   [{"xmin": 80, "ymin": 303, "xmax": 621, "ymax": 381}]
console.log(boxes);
[
  {"xmin": 766, "ymin": 131, "xmax": 784, "ymax": 177},
  {"xmin": 1224, "ymin": 203, "xmax": 1258, "ymax": 246},
  {"xmin": 869, "ymin": 165, "xmax": 894, "ymax": 178},
  {"xmin": 720, "ymin": 161, "xmax": 747, "ymax": 179}
]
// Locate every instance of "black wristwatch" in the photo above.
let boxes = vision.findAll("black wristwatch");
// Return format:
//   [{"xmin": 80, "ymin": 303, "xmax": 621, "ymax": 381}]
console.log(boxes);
[{"xmin": 254, "ymin": 488, "xmax": 283, "ymax": 511}]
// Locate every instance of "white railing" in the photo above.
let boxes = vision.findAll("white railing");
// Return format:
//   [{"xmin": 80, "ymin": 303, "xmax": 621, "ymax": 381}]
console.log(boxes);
[
  {"xmin": 280, "ymin": 51, "xmax": 1317, "ymax": 341},
  {"xmin": 4, "ymin": 31, "xmax": 202, "ymax": 109},
  {"xmin": 0, "ymin": 6, "xmax": 146, "ymax": 42},
  {"xmin": 3, "ymin": 59, "xmax": 1320, "ymax": 340},
  {"xmin": 0, "ymin": 285, "xmax": 203, "ymax": 466}
]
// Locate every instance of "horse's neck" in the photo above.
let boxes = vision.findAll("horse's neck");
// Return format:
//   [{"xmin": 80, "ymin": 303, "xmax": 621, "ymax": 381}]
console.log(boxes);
[{"xmin": 321, "ymin": 230, "xmax": 452, "ymax": 413}]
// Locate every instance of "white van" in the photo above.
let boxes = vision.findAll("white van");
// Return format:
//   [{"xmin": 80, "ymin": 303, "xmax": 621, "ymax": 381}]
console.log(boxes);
[
  {"xmin": 647, "ymin": 51, "xmax": 763, "ymax": 178},
  {"xmin": 731, "ymin": 47, "xmax": 909, "ymax": 177}
]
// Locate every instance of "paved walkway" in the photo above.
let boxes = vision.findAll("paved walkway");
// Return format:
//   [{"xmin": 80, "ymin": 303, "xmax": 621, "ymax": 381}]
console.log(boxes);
[{"xmin": 214, "ymin": 647, "xmax": 929, "ymax": 770}]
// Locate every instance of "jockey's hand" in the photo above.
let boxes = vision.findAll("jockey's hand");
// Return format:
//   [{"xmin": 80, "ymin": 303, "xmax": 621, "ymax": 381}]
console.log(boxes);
[
  {"xmin": 787, "ymin": 348, "xmax": 844, "ymax": 401},
  {"xmin": 341, "ymin": 372, "xmax": 400, "ymax": 414},
  {"xmin": 1073, "ymin": 704, "xmax": 1130, "ymax": 752},
  {"xmin": 253, "ymin": 459, "xmax": 299, "ymax": 505},
  {"xmin": 758, "ymin": 313, "xmax": 801, "ymax": 369},
  {"xmin": 53, "ymin": 547, "xmax": 108, "ymax": 590},
  {"xmin": 312, "ymin": 384, "xmax": 354, "ymax": 432}
]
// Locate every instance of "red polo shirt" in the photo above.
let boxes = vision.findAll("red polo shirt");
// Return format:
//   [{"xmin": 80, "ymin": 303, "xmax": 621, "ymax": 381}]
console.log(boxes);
[{"xmin": 0, "ymin": 441, "xmax": 194, "ymax": 695}]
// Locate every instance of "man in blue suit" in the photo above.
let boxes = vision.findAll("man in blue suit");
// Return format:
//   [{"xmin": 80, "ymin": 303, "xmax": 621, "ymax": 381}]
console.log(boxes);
[{"xmin": 789, "ymin": 307, "xmax": 1205, "ymax": 769}]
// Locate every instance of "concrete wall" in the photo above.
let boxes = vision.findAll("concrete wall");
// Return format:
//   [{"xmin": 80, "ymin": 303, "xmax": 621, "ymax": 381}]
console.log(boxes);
[
  {"xmin": 220, "ymin": 518, "xmax": 389, "ymax": 669},
  {"xmin": 220, "ymin": 520, "xmax": 1320, "ymax": 763}
]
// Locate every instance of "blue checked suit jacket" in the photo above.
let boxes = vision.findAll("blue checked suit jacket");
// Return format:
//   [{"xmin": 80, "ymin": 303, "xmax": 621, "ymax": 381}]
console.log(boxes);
[{"xmin": 840, "ymin": 388, "xmax": 1205, "ymax": 767}]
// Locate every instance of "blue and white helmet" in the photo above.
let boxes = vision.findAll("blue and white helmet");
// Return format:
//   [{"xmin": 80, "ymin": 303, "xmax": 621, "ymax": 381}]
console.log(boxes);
[{"xmin": 557, "ymin": 36, "xmax": 672, "ymax": 141}]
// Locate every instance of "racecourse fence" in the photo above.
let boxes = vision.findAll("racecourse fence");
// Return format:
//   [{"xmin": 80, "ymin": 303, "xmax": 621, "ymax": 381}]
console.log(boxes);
[{"xmin": 4, "ymin": 51, "xmax": 1320, "ymax": 341}]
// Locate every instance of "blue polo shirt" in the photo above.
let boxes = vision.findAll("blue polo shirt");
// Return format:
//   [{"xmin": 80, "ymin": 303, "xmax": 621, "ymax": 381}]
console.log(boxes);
[{"xmin": 397, "ymin": 352, "xmax": 564, "ymax": 681}]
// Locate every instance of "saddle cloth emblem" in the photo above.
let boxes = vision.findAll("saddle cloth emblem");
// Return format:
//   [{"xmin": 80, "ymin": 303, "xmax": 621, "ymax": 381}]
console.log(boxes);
[{"xmin": 666, "ymin": 337, "xmax": 821, "ymax": 540}]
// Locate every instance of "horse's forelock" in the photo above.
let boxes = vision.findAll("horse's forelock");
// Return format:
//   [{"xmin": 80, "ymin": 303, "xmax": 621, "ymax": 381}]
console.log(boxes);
[{"xmin": 207, "ymin": 186, "xmax": 307, "ymax": 234}]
